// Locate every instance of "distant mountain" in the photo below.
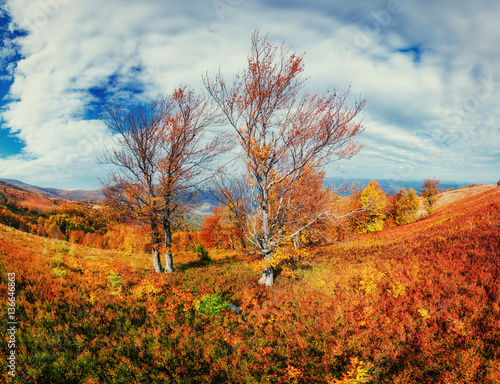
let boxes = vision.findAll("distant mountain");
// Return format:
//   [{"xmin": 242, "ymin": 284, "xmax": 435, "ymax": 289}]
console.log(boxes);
[
  {"xmin": 324, "ymin": 177, "xmax": 471, "ymax": 195},
  {"xmin": 0, "ymin": 176, "xmax": 478, "ymax": 206},
  {"xmin": 0, "ymin": 179, "xmax": 104, "ymax": 202}
]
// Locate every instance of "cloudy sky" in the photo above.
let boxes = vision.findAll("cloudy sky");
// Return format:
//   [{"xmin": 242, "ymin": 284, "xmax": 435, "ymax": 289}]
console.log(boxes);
[{"xmin": 0, "ymin": 0, "xmax": 499, "ymax": 189}]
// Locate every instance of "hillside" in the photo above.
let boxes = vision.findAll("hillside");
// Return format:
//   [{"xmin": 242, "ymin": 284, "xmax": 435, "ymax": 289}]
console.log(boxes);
[
  {"xmin": 0, "ymin": 178, "xmax": 104, "ymax": 202},
  {"xmin": 434, "ymin": 184, "xmax": 497, "ymax": 210},
  {"xmin": 0, "ymin": 186, "xmax": 499, "ymax": 383},
  {"xmin": 0, "ymin": 179, "xmax": 57, "ymax": 210}
]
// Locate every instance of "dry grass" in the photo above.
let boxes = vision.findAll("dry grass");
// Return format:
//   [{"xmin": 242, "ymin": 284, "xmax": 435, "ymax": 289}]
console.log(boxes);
[{"xmin": 434, "ymin": 184, "xmax": 496, "ymax": 210}]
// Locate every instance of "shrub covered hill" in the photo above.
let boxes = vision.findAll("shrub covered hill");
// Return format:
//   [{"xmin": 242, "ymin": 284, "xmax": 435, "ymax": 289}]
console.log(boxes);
[
  {"xmin": 0, "ymin": 185, "xmax": 499, "ymax": 383},
  {"xmin": 0, "ymin": 178, "xmax": 104, "ymax": 203},
  {"xmin": 0, "ymin": 179, "xmax": 58, "ymax": 211}
]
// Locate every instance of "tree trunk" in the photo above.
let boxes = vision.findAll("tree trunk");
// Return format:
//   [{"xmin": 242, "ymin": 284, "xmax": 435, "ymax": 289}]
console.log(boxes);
[
  {"xmin": 258, "ymin": 186, "xmax": 274, "ymax": 286},
  {"xmin": 163, "ymin": 218, "xmax": 174, "ymax": 273},
  {"xmin": 152, "ymin": 247, "xmax": 163, "ymax": 273},
  {"xmin": 258, "ymin": 265, "xmax": 274, "ymax": 286},
  {"xmin": 150, "ymin": 221, "xmax": 163, "ymax": 273},
  {"xmin": 164, "ymin": 250, "xmax": 174, "ymax": 273}
]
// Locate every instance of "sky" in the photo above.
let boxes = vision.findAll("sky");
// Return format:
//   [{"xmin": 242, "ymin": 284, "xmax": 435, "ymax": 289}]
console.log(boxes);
[{"xmin": 0, "ymin": 0, "xmax": 499, "ymax": 189}]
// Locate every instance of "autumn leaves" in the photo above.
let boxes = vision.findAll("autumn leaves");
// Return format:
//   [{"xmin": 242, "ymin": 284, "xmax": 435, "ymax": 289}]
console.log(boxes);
[{"xmin": 102, "ymin": 30, "xmax": 365, "ymax": 285}]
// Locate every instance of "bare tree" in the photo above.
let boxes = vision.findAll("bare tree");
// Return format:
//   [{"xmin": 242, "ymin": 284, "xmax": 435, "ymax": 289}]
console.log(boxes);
[
  {"xmin": 157, "ymin": 87, "xmax": 229, "ymax": 272},
  {"xmin": 100, "ymin": 87, "xmax": 228, "ymax": 273},
  {"xmin": 204, "ymin": 30, "xmax": 366, "ymax": 286},
  {"xmin": 100, "ymin": 98, "xmax": 170, "ymax": 272}
]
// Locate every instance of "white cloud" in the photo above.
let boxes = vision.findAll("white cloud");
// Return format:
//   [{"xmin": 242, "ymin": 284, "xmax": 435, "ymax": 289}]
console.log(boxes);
[{"xmin": 0, "ymin": 0, "xmax": 498, "ymax": 189}]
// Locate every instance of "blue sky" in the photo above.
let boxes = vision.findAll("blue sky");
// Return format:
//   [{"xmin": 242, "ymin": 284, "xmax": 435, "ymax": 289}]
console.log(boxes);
[{"xmin": 0, "ymin": 0, "xmax": 499, "ymax": 189}]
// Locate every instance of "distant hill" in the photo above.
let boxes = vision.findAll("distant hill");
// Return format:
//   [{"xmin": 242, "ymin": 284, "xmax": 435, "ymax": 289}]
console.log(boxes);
[
  {"xmin": 0, "ymin": 179, "xmax": 104, "ymax": 202},
  {"xmin": 0, "ymin": 179, "xmax": 58, "ymax": 210}
]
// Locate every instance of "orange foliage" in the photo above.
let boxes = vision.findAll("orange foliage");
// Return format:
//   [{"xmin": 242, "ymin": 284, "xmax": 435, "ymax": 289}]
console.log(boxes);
[
  {"xmin": 0, "ymin": 187, "xmax": 499, "ymax": 382},
  {"xmin": 172, "ymin": 231, "xmax": 199, "ymax": 253},
  {"xmin": 420, "ymin": 178, "xmax": 441, "ymax": 214},
  {"xmin": 199, "ymin": 206, "xmax": 224, "ymax": 248},
  {"xmin": 199, "ymin": 205, "xmax": 245, "ymax": 250},
  {"xmin": 272, "ymin": 165, "xmax": 335, "ymax": 246}
]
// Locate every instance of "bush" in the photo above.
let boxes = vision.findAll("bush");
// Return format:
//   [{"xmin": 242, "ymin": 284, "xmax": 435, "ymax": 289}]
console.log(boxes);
[
  {"xmin": 107, "ymin": 272, "xmax": 122, "ymax": 289},
  {"xmin": 195, "ymin": 294, "xmax": 228, "ymax": 317},
  {"xmin": 195, "ymin": 244, "xmax": 211, "ymax": 263},
  {"xmin": 52, "ymin": 267, "xmax": 66, "ymax": 277}
]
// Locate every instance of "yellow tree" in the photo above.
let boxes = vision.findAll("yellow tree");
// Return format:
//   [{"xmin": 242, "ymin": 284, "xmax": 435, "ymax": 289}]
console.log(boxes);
[
  {"xmin": 394, "ymin": 188, "xmax": 421, "ymax": 225},
  {"xmin": 204, "ymin": 30, "xmax": 365, "ymax": 286},
  {"xmin": 358, "ymin": 180, "xmax": 387, "ymax": 233}
]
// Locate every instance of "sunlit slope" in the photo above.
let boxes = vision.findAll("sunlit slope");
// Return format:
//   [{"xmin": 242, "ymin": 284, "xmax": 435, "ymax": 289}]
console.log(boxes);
[
  {"xmin": 307, "ymin": 184, "xmax": 500, "ymax": 286},
  {"xmin": 434, "ymin": 184, "xmax": 496, "ymax": 211},
  {"xmin": 0, "ymin": 185, "xmax": 499, "ymax": 383}
]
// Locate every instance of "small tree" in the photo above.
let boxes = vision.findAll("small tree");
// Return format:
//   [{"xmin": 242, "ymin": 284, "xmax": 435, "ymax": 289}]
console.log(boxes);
[
  {"xmin": 204, "ymin": 30, "xmax": 365, "ymax": 286},
  {"xmin": 211, "ymin": 176, "xmax": 251, "ymax": 250},
  {"xmin": 394, "ymin": 188, "xmax": 420, "ymax": 225},
  {"xmin": 357, "ymin": 180, "xmax": 387, "ymax": 233},
  {"xmin": 420, "ymin": 178, "xmax": 440, "ymax": 215},
  {"xmin": 199, "ymin": 206, "xmax": 227, "ymax": 249},
  {"xmin": 195, "ymin": 244, "xmax": 211, "ymax": 263},
  {"xmin": 221, "ymin": 204, "xmax": 247, "ymax": 250}
]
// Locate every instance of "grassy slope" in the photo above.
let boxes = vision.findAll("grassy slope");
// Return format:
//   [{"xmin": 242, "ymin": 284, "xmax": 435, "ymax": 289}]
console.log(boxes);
[
  {"xmin": 0, "ymin": 186, "xmax": 499, "ymax": 383},
  {"xmin": 434, "ymin": 184, "xmax": 496, "ymax": 210}
]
